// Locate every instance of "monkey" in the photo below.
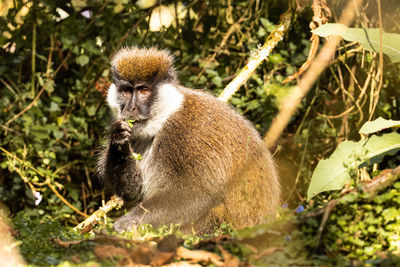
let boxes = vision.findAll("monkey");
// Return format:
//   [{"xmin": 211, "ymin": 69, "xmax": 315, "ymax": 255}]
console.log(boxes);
[{"xmin": 96, "ymin": 47, "xmax": 281, "ymax": 234}]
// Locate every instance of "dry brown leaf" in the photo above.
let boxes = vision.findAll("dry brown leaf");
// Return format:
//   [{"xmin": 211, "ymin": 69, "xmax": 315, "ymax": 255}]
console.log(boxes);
[
  {"xmin": 253, "ymin": 247, "xmax": 284, "ymax": 260},
  {"xmin": 94, "ymin": 244, "xmax": 130, "ymax": 260},
  {"xmin": 163, "ymin": 262, "xmax": 202, "ymax": 267},
  {"xmin": 69, "ymin": 255, "xmax": 81, "ymax": 264},
  {"xmin": 176, "ymin": 246, "xmax": 224, "ymax": 266},
  {"xmin": 217, "ymin": 244, "xmax": 241, "ymax": 267},
  {"xmin": 150, "ymin": 251, "xmax": 175, "ymax": 266},
  {"xmin": 157, "ymin": 234, "xmax": 183, "ymax": 252},
  {"xmin": 54, "ymin": 238, "xmax": 85, "ymax": 248},
  {"xmin": 194, "ymin": 235, "xmax": 231, "ymax": 250},
  {"xmin": 130, "ymin": 243, "xmax": 155, "ymax": 265}
]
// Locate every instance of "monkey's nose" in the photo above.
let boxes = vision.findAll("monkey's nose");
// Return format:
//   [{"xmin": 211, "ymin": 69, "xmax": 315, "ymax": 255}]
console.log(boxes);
[{"xmin": 122, "ymin": 102, "xmax": 136, "ymax": 113}]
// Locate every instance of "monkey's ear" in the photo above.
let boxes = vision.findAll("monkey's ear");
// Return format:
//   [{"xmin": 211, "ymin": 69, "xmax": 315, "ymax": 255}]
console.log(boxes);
[
  {"xmin": 165, "ymin": 66, "xmax": 177, "ymax": 83},
  {"xmin": 110, "ymin": 65, "xmax": 122, "ymax": 81},
  {"xmin": 107, "ymin": 84, "xmax": 121, "ymax": 118}
]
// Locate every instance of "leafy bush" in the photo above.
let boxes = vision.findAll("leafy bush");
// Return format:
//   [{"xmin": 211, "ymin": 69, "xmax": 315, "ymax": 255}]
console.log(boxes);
[{"xmin": 1, "ymin": 0, "xmax": 300, "ymax": 221}]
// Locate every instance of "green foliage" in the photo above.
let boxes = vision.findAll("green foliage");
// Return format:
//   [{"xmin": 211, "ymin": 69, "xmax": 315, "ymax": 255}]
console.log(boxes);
[
  {"xmin": 312, "ymin": 23, "xmax": 400, "ymax": 63},
  {"xmin": 1, "ymin": 0, "xmax": 400, "ymax": 265},
  {"xmin": 12, "ymin": 208, "xmax": 239, "ymax": 265},
  {"xmin": 359, "ymin": 117, "xmax": 400, "ymax": 135},
  {"xmin": 1, "ymin": 0, "xmax": 296, "ymax": 217},
  {"xmin": 322, "ymin": 184, "xmax": 400, "ymax": 261},
  {"xmin": 294, "ymin": 179, "xmax": 400, "ymax": 264},
  {"xmin": 12, "ymin": 212, "xmax": 96, "ymax": 265},
  {"xmin": 308, "ymin": 132, "xmax": 400, "ymax": 200}
]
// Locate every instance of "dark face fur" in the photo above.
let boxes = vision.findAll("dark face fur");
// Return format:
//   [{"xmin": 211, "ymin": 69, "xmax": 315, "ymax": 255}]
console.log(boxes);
[
  {"xmin": 107, "ymin": 47, "xmax": 180, "ymax": 139},
  {"xmin": 113, "ymin": 77, "xmax": 156, "ymax": 123}
]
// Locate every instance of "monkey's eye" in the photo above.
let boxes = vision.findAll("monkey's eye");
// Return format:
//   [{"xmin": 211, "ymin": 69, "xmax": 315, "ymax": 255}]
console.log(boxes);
[
  {"xmin": 137, "ymin": 86, "xmax": 150, "ymax": 96},
  {"xmin": 121, "ymin": 86, "xmax": 133, "ymax": 96}
]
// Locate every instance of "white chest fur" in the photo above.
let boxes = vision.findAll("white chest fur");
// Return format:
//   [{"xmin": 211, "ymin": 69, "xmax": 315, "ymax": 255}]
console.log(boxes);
[{"xmin": 137, "ymin": 144, "xmax": 157, "ymax": 198}]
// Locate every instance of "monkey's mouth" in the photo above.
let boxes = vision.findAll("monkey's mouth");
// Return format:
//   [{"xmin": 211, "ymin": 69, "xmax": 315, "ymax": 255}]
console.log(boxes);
[
  {"xmin": 126, "ymin": 119, "xmax": 137, "ymax": 127},
  {"xmin": 126, "ymin": 118, "xmax": 147, "ymax": 128}
]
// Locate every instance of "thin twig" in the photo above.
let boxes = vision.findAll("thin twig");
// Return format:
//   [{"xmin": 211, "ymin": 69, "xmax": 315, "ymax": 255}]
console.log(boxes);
[
  {"xmin": 0, "ymin": 146, "xmax": 88, "ymax": 218},
  {"xmin": 31, "ymin": 22, "xmax": 37, "ymax": 95},
  {"xmin": 47, "ymin": 183, "xmax": 89, "ymax": 218},
  {"xmin": 0, "ymin": 123, "xmax": 22, "ymax": 136},
  {"xmin": 218, "ymin": 8, "xmax": 295, "ymax": 102},
  {"xmin": 194, "ymin": 17, "xmax": 245, "ymax": 83},
  {"xmin": 282, "ymin": 0, "xmax": 331, "ymax": 84},
  {"xmin": 5, "ymin": 85, "xmax": 46, "ymax": 126},
  {"xmin": 0, "ymin": 147, "xmax": 44, "ymax": 177},
  {"xmin": 115, "ymin": 9, "xmax": 152, "ymax": 52},
  {"xmin": 74, "ymin": 196, "xmax": 124, "ymax": 231},
  {"xmin": 285, "ymin": 129, "xmax": 309, "ymax": 203},
  {"xmin": 5, "ymin": 33, "xmax": 59, "ymax": 126},
  {"xmin": 368, "ymin": 0, "xmax": 384, "ymax": 120},
  {"xmin": 5, "ymin": 1, "xmax": 110, "ymax": 126},
  {"xmin": 45, "ymin": 35, "xmax": 55, "ymax": 77},
  {"xmin": 316, "ymin": 199, "xmax": 337, "ymax": 245},
  {"xmin": 0, "ymin": 77, "xmax": 17, "ymax": 96},
  {"xmin": 264, "ymin": 0, "xmax": 363, "ymax": 148}
]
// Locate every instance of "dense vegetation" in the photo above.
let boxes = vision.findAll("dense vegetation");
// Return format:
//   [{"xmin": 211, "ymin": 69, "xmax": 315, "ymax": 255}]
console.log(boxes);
[{"xmin": 1, "ymin": 0, "xmax": 400, "ymax": 265}]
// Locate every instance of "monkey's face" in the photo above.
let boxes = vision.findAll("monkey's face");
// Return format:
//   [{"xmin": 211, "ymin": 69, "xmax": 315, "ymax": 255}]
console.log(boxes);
[
  {"xmin": 110, "ymin": 80, "xmax": 156, "ymax": 124},
  {"xmin": 108, "ymin": 47, "xmax": 176, "ymax": 123},
  {"xmin": 107, "ymin": 47, "xmax": 183, "ymax": 139}
]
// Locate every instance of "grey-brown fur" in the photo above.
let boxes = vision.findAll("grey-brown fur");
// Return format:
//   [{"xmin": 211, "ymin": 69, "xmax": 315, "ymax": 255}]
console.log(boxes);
[{"xmin": 97, "ymin": 47, "xmax": 280, "ymax": 234}]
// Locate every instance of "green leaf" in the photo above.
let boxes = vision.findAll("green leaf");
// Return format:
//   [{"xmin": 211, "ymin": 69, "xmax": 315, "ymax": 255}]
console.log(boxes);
[
  {"xmin": 259, "ymin": 18, "xmax": 275, "ymax": 32},
  {"xmin": 71, "ymin": 0, "xmax": 86, "ymax": 11},
  {"xmin": 132, "ymin": 153, "xmax": 142, "ymax": 160},
  {"xmin": 86, "ymin": 105, "xmax": 96, "ymax": 117},
  {"xmin": 247, "ymin": 100, "xmax": 259, "ymax": 110},
  {"xmin": 53, "ymin": 130, "xmax": 64, "ymax": 139},
  {"xmin": 230, "ymin": 97, "xmax": 241, "ymax": 106},
  {"xmin": 359, "ymin": 117, "xmax": 400, "ymax": 135},
  {"xmin": 269, "ymin": 53, "xmax": 284, "ymax": 64},
  {"xmin": 44, "ymin": 80, "xmax": 54, "ymax": 93},
  {"xmin": 30, "ymin": 125, "xmax": 50, "ymax": 142},
  {"xmin": 312, "ymin": 23, "xmax": 400, "ymax": 62},
  {"xmin": 381, "ymin": 207, "xmax": 399, "ymax": 223},
  {"xmin": 49, "ymin": 102, "xmax": 60, "ymax": 112},
  {"xmin": 76, "ymin": 55, "xmax": 89, "ymax": 66},
  {"xmin": 307, "ymin": 132, "xmax": 400, "ymax": 200},
  {"xmin": 127, "ymin": 119, "xmax": 136, "ymax": 128},
  {"xmin": 212, "ymin": 76, "xmax": 222, "ymax": 87}
]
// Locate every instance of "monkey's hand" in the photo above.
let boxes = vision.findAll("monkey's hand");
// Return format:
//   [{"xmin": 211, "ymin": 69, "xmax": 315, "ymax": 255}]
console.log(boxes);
[
  {"xmin": 110, "ymin": 119, "xmax": 132, "ymax": 145},
  {"xmin": 114, "ymin": 214, "xmax": 137, "ymax": 232}
]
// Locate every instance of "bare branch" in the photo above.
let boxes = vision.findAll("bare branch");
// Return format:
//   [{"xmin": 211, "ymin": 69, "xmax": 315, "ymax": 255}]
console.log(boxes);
[
  {"xmin": 74, "ymin": 196, "xmax": 124, "ymax": 232},
  {"xmin": 264, "ymin": 0, "xmax": 363, "ymax": 148},
  {"xmin": 218, "ymin": 8, "xmax": 295, "ymax": 102}
]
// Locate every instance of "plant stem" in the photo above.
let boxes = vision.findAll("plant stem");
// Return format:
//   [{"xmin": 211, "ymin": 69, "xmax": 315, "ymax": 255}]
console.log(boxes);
[{"xmin": 31, "ymin": 22, "xmax": 36, "ymax": 95}]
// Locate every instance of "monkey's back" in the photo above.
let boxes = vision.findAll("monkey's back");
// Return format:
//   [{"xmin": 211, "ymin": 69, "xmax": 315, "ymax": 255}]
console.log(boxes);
[{"xmin": 152, "ymin": 87, "xmax": 280, "ymax": 233}]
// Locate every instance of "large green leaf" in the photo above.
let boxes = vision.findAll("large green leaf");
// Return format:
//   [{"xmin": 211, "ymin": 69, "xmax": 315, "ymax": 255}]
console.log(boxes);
[
  {"xmin": 359, "ymin": 117, "xmax": 400, "ymax": 135},
  {"xmin": 307, "ymin": 132, "xmax": 400, "ymax": 200},
  {"xmin": 312, "ymin": 23, "xmax": 400, "ymax": 63}
]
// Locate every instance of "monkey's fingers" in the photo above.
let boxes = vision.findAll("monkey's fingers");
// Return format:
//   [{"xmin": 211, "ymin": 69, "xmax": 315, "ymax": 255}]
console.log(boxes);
[{"xmin": 111, "ymin": 120, "xmax": 132, "ymax": 133}]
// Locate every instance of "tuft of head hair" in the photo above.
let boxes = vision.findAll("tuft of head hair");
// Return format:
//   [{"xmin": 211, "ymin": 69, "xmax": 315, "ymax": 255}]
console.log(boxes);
[{"xmin": 111, "ymin": 47, "xmax": 175, "ymax": 83}]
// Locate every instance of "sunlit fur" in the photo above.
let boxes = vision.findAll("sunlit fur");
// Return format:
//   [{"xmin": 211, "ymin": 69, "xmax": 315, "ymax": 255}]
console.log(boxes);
[
  {"xmin": 111, "ymin": 47, "xmax": 174, "ymax": 83},
  {"xmin": 106, "ymin": 83, "xmax": 120, "ymax": 118},
  {"xmin": 98, "ymin": 47, "xmax": 281, "ymax": 234}
]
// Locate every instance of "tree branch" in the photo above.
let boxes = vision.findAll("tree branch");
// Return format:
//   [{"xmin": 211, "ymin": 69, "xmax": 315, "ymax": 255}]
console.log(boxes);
[
  {"xmin": 217, "ymin": 8, "xmax": 295, "ymax": 102},
  {"xmin": 74, "ymin": 196, "xmax": 124, "ymax": 232},
  {"xmin": 264, "ymin": 0, "xmax": 363, "ymax": 148}
]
